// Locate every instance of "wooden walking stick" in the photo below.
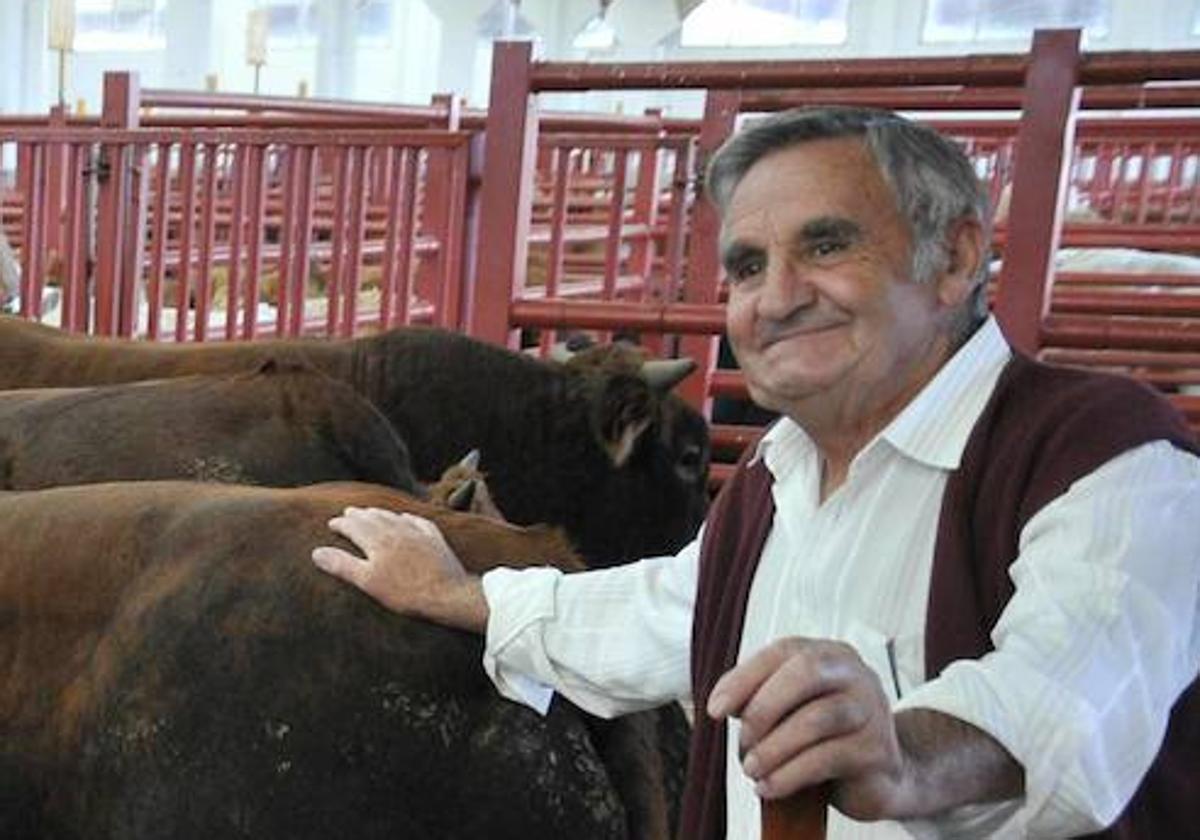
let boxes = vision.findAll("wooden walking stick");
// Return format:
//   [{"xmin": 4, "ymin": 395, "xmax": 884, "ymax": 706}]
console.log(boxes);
[{"xmin": 761, "ymin": 786, "xmax": 828, "ymax": 840}]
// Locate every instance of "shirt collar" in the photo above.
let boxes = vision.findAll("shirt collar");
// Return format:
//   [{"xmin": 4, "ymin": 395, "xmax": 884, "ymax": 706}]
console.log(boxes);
[{"xmin": 749, "ymin": 316, "xmax": 1012, "ymax": 476}]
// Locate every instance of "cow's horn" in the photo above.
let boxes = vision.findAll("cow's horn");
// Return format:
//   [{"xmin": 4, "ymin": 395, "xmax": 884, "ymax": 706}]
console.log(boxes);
[
  {"xmin": 447, "ymin": 478, "xmax": 478, "ymax": 512},
  {"xmin": 641, "ymin": 358, "xmax": 696, "ymax": 392},
  {"xmin": 458, "ymin": 449, "xmax": 481, "ymax": 470}
]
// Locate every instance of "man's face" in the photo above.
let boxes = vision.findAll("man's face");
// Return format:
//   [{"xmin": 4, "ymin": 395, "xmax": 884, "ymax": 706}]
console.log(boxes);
[{"xmin": 721, "ymin": 137, "xmax": 958, "ymax": 419}]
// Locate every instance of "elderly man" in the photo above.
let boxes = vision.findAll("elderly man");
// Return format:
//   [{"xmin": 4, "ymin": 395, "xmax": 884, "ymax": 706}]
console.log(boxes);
[{"xmin": 313, "ymin": 107, "xmax": 1200, "ymax": 839}]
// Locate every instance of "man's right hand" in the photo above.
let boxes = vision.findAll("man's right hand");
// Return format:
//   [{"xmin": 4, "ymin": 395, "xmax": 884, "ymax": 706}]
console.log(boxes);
[{"xmin": 312, "ymin": 507, "xmax": 490, "ymax": 633}]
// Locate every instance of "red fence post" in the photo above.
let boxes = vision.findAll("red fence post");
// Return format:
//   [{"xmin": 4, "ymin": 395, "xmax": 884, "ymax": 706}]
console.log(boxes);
[
  {"xmin": 93, "ymin": 71, "xmax": 141, "ymax": 336},
  {"xmin": 44, "ymin": 104, "xmax": 67, "ymax": 258},
  {"xmin": 994, "ymin": 29, "xmax": 1082, "ymax": 355},
  {"xmin": 676, "ymin": 89, "xmax": 740, "ymax": 411},
  {"xmin": 471, "ymin": 40, "xmax": 536, "ymax": 346},
  {"xmin": 416, "ymin": 93, "xmax": 462, "ymax": 325}
]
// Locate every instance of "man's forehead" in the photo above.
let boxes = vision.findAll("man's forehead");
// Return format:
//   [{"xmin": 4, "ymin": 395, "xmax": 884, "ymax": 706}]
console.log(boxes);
[
  {"xmin": 740, "ymin": 137, "xmax": 876, "ymax": 188},
  {"xmin": 721, "ymin": 138, "xmax": 893, "ymax": 231}
]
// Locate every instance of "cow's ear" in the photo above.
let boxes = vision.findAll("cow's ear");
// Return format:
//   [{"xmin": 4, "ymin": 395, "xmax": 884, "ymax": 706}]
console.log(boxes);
[{"xmin": 595, "ymin": 376, "xmax": 655, "ymax": 468}]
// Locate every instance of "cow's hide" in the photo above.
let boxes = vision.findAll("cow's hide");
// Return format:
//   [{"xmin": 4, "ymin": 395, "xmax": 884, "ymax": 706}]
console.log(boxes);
[
  {"xmin": 0, "ymin": 362, "xmax": 417, "ymax": 491},
  {"xmin": 0, "ymin": 318, "xmax": 710, "ymax": 567},
  {"xmin": 0, "ymin": 481, "xmax": 688, "ymax": 840}
]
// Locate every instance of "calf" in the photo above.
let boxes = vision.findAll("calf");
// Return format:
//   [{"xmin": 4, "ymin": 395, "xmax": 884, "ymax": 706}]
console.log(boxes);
[{"xmin": 0, "ymin": 480, "xmax": 688, "ymax": 840}]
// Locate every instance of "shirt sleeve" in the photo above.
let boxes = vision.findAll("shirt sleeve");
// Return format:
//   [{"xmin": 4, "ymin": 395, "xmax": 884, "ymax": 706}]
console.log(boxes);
[
  {"xmin": 895, "ymin": 440, "xmax": 1200, "ymax": 838},
  {"xmin": 479, "ymin": 530, "xmax": 701, "ymax": 719}
]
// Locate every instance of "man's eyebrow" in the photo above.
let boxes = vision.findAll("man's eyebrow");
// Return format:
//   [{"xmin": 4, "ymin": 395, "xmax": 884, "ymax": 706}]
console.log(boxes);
[{"xmin": 796, "ymin": 216, "xmax": 862, "ymax": 243}]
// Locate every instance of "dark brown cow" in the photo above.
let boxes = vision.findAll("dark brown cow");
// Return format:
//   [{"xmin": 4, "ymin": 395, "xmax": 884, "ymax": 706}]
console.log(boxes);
[
  {"xmin": 0, "ymin": 362, "xmax": 417, "ymax": 492},
  {"xmin": 0, "ymin": 480, "xmax": 691, "ymax": 840},
  {"xmin": 0, "ymin": 317, "xmax": 710, "ymax": 567}
]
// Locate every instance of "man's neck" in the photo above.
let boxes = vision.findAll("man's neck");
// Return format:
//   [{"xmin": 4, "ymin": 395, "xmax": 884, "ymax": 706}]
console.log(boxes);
[{"xmin": 797, "ymin": 338, "xmax": 955, "ymax": 503}]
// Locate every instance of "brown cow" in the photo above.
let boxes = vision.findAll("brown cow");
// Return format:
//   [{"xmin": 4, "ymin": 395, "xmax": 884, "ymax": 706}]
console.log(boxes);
[
  {"xmin": 0, "ymin": 317, "xmax": 709, "ymax": 568},
  {"xmin": 0, "ymin": 361, "xmax": 417, "ymax": 492},
  {"xmin": 0, "ymin": 331, "xmax": 692, "ymax": 838},
  {"xmin": 0, "ymin": 480, "xmax": 691, "ymax": 840}
]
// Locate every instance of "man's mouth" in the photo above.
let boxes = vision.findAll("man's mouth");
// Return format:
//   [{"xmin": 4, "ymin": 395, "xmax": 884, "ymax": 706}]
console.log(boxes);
[{"xmin": 758, "ymin": 319, "xmax": 846, "ymax": 348}]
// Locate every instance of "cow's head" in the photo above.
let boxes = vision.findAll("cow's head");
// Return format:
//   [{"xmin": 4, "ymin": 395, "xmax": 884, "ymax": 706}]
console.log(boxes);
[{"xmin": 557, "ymin": 343, "xmax": 711, "ymax": 564}]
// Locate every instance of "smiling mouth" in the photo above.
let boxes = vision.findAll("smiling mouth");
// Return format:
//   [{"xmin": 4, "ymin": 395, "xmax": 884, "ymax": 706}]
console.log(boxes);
[{"xmin": 759, "ymin": 320, "xmax": 846, "ymax": 348}]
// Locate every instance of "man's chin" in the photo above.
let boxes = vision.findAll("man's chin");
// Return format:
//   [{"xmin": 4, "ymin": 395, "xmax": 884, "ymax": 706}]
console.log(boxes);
[{"xmin": 746, "ymin": 371, "xmax": 839, "ymax": 414}]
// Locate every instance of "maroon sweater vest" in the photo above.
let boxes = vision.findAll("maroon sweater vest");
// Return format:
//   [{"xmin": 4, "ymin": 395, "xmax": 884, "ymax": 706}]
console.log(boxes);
[{"xmin": 680, "ymin": 355, "xmax": 1199, "ymax": 839}]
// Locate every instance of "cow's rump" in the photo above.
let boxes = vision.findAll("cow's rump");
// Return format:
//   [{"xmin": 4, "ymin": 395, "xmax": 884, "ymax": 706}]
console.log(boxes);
[{"xmin": 0, "ymin": 481, "xmax": 688, "ymax": 840}]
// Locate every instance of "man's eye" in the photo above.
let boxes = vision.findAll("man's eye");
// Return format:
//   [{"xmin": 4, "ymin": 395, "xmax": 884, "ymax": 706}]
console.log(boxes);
[
  {"xmin": 811, "ymin": 239, "xmax": 847, "ymax": 258},
  {"xmin": 729, "ymin": 257, "xmax": 765, "ymax": 283}
]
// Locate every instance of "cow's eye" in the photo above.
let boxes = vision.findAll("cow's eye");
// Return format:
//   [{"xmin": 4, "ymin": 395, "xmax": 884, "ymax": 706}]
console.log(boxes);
[{"xmin": 675, "ymin": 444, "xmax": 706, "ymax": 482}]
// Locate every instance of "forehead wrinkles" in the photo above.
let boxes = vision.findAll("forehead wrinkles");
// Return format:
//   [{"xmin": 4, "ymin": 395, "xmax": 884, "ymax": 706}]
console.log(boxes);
[{"xmin": 722, "ymin": 140, "xmax": 903, "ymax": 249}]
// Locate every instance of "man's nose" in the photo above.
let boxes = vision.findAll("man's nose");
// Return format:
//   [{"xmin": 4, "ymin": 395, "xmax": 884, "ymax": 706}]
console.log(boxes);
[{"xmin": 757, "ymin": 258, "xmax": 815, "ymax": 319}]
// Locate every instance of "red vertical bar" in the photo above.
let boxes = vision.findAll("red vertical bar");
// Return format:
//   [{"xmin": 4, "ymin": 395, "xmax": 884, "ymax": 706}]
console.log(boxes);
[
  {"xmin": 392, "ymin": 148, "xmax": 419, "ymax": 327},
  {"xmin": 662, "ymin": 141, "xmax": 694, "ymax": 305},
  {"xmin": 1187, "ymin": 146, "xmax": 1200, "ymax": 224},
  {"xmin": 994, "ymin": 29, "xmax": 1081, "ymax": 356},
  {"xmin": 1165, "ymin": 140, "xmax": 1185, "ymax": 222},
  {"xmin": 174, "ymin": 141, "xmax": 197, "ymax": 342},
  {"xmin": 342, "ymin": 145, "xmax": 369, "ymax": 336},
  {"xmin": 61, "ymin": 144, "xmax": 87, "ymax": 332},
  {"xmin": 44, "ymin": 105, "xmax": 67, "ymax": 258},
  {"xmin": 378, "ymin": 146, "xmax": 407, "ymax": 330},
  {"xmin": 678, "ymin": 89, "xmax": 740, "ymax": 411},
  {"xmin": 146, "ymin": 142, "xmax": 171, "ymax": 340},
  {"xmin": 275, "ymin": 145, "xmax": 297, "ymax": 337},
  {"xmin": 18, "ymin": 144, "xmax": 45, "ymax": 320},
  {"xmin": 436, "ymin": 142, "xmax": 470, "ymax": 330},
  {"xmin": 415, "ymin": 94, "xmax": 462, "ymax": 319},
  {"xmin": 93, "ymin": 71, "xmax": 139, "ymax": 336},
  {"xmin": 602, "ymin": 148, "xmax": 629, "ymax": 305},
  {"xmin": 628, "ymin": 138, "xmax": 662, "ymax": 293},
  {"xmin": 472, "ymin": 40, "xmax": 536, "ymax": 345},
  {"xmin": 194, "ymin": 142, "xmax": 219, "ymax": 341},
  {"xmin": 538, "ymin": 146, "xmax": 573, "ymax": 354},
  {"xmin": 288, "ymin": 146, "xmax": 317, "ymax": 337},
  {"xmin": 118, "ymin": 142, "xmax": 150, "ymax": 337},
  {"xmin": 1136, "ymin": 143, "xmax": 1155, "ymax": 225},
  {"xmin": 645, "ymin": 139, "xmax": 695, "ymax": 358},
  {"xmin": 1093, "ymin": 143, "xmax": 1114, "ymax": 214},
  {"xmin": 225, "ymin": 145, "xmax": 248, "ymax": 340},
  {"xmin": 1111, "ymin": 145, "xmax": 1131, "ymax": 222},
  {"xmin": 327, "ymin": 146, "xmax": 351, "ymax": 337},
  {"xmin": 242, "ymin": 144, "xmax": 267, "ymax": 340},
  {"xmin": 14, "ymin": 143, "xmax": 32, "ymax": 312}
]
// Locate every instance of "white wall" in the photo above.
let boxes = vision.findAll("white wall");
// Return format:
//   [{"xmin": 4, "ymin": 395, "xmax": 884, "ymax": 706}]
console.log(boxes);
[{"xmin": 3, "ymin": 0, "xmax": 1200, "ymax": 118}]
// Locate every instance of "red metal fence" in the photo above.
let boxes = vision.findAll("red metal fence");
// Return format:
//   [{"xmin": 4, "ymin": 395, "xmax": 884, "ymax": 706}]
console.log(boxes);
[
  {"xmin": 1, "ymin": 77, "xmax": 472, "ymax": 340},
  {"xmin": 1, "ymin": 32, "xmax": 1198, "ymax": 447}
]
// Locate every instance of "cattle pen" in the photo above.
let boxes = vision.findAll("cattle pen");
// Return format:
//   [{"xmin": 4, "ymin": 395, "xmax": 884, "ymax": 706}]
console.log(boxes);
[{"xmin": 3, "ymin": 9, "xmax": 1200, "ymax": 839}]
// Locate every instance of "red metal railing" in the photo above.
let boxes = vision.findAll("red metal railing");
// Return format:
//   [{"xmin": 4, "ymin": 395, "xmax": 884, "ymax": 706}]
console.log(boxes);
[
  {"xmin": 0, "ymin": 119, "xmax": 472, "ymax": 339},
  {"xmin": 4, "ymin": 37, "xmax": 1199, "ymax": 454}
]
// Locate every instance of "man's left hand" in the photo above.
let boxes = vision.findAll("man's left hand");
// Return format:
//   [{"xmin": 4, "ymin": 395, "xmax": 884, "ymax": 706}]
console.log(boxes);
[{"xmin": 706, "ymin": 637, "xmax": 910, "ymax": 821}]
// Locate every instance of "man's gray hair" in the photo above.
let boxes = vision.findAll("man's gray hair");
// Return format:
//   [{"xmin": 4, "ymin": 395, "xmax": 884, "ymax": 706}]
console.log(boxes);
[{"xmin": 706, "ymin": 106, "xmax": 991, "ymax": 332}]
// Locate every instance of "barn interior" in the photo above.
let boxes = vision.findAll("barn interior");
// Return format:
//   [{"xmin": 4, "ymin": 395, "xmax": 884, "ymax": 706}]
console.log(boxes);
[{"xmin": 2, "ymin": 2, "xmax": 1198, "ymax": 839}]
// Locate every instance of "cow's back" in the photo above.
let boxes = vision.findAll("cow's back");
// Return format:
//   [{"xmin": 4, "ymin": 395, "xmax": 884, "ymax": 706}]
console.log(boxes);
[
  {"xmin": 0, "ymin": 365, "xmax": 418, "ymax": 491},
  {"xmin": 0, "ymin": 316, "xmax": 352, "ymax": 388},
  {"xmin": 0, "ymin": 481, "xmax": 629, "ymax": 840}
]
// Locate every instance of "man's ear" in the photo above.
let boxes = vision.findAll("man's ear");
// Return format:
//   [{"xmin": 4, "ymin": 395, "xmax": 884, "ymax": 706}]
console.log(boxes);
[{"xmin": 937, "ymin": 216, "xmax": 987, "ymax": 309}]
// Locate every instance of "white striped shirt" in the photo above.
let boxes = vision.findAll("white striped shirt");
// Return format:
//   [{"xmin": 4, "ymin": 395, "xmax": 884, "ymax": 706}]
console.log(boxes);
[{"xmin": 481, "ymin": 318, "xmax": 1200, "ymax": 839}]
